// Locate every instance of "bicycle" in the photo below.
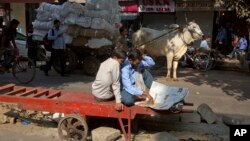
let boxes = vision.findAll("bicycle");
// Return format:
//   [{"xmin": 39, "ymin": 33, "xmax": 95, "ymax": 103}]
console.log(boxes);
[
  {"xmin": 0, "ymin": 54, "xmax": 36, "ymax": 84},
  {"xmin": 179, "ymin": 47, "xmax": 211, "ymax": 71}
]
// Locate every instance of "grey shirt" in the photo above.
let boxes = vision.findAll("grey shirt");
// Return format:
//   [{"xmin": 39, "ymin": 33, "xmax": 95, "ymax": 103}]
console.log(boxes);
[{"xmin": 92, "ymin": 58, "xmax": 121, "ymax": 103}]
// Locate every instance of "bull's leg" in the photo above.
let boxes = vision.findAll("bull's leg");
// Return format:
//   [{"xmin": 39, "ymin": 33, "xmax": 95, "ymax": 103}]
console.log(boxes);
[
  {"xmin": 166, "ymin": 55, "xmax": 173, "ymax": 81},
  {"xmin": 173, "ymin": 60, "xmax": 179, "ymax": 81}
]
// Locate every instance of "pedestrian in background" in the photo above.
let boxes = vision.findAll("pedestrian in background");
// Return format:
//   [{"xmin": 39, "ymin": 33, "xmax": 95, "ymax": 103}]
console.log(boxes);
[
  {"xmin": 215, "ymin": 26, "xmax": 227, "ymax": 54},
  {"xmin": 26, "ymin": 24, "xmax": 37, "ymax": 66},
  {"xmin": 43, "ymin": 20, "xmax": 67, "ymax": 76},
  {"xmin": 115, "ymin": 26, "xmax": 129, "ymax": 52},
  {"xmin": 0, "ymin": 19, "xmax": 20, "ymax": 70}
]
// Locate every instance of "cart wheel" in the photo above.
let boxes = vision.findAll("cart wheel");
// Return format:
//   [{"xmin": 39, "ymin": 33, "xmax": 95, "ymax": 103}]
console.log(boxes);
[
  {"xmin": 58, "ymin": 115, "xmax": 88, "ymax": 141},
  {"xmin": 82, "ymin": 56, "xmax": 100, "ymax": 76},
  {"xmin": 170, "ymin": 102, "xmax": 184, "ymax": 114},
  {"xmin": 53, "ymin": 49, "xmax": 77, "ymax": 74}
]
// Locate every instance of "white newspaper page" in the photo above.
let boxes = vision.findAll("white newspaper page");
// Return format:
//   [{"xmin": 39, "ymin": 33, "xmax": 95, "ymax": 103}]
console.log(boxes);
[{"xmin": 147, "ymin": 81, "xmax": 189, "ymax": 110}]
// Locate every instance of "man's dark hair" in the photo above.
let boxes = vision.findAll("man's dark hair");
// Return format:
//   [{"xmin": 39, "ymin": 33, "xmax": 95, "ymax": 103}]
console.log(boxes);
[
  {"xmin": 54, "ymin": 19, "xmax": 60, "ymax": 25},
  {"xmin": 119, "ymin": 26, "xmax": 127, "ymax": 33},
  {"xmin": 111, "ymin": 49, "xmax": 127, "ymax": 59},
  {"xmin": 10, "ymin": 19, "xmax": 20, "ymax": 26},
  {"xmin": 128, "ymin": 49, "xmax": 142, "ymax": 61}
]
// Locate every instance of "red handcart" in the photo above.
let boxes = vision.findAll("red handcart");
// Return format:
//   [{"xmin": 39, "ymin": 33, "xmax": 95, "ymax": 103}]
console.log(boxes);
[{"xmin": 0, "ymin": 84, "xmax": 193, "ymax": 141}]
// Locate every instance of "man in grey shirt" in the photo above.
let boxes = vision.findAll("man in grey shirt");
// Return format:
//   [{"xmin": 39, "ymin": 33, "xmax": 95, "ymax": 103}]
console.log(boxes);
[
  {"xmin": 92, "ymin": 49, "xmax": 127, "ymax": 111},
  {"xmin": 44, "ymin": 19, "xmax": 67, "ymax": 76}
]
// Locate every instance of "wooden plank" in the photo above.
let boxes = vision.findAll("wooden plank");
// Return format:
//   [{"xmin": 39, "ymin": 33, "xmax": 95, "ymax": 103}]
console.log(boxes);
[
  {"xmin": 0, "ymin": 84, "xmax": 15, "ymax": 92},
  {"xmin": 19, "ymin": 89, "xmax": 38, "ymax": 97},
  {"xmin": 33, "ymin": 90, "xmax": 49, "ymax": 98},
  {"xmin": 47, "ymin": 91, "xmax": 61, "ymax": 99},
  {"xmin": 4, "ymin": 88, "xmax": 26, "ymax": 96}
]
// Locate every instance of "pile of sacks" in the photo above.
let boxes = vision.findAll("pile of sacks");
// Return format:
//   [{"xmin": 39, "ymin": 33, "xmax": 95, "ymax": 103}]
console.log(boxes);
[{"xmin": 32, "ymin": 0, "xmax": 121, "ymax": 48}]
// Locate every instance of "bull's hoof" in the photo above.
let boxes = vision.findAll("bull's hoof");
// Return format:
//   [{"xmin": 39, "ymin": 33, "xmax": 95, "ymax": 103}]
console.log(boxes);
[
  {"xmin": 166, "ymin": 77, "xmax": 172, "ymax": 81},
  {"xmin": 173, "ymin": 78, "xmax": 179, "ymax": 81}
]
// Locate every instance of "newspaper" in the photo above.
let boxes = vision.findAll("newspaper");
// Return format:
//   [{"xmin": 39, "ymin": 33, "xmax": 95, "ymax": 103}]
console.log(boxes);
[{"xmin": 135, "ymin": 81, "xmax": 189, "ymax": 110}]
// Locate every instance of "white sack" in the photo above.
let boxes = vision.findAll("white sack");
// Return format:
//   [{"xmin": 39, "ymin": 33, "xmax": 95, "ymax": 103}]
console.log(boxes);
[
  {"xmin": 68, "ymin": 0, "xmax": 85, "ymax": 3},
  {"xmin": 87, "ymin": 38, "xmax": 112, "ymax": 49},
  {"xmin": 33, "ymin": 29, "xmax": 48, "ymax": 37},
  {"xmin": 36, "ymin": 11, "xmax": 51, "ymax": 21},
  {"xmin": 33, "ymin": 20, "xmax": 54, "ymax": 30},
  {"xmin": 61, "ymin": 2, "xmax": 85, "ymax": 17},
  {"xmin": 91, "ymin": 18, "xmax": 114, "ymax": 33},
  {"xmin": 86, "ymin": 0, "xmax": 120, "ymax": 11},
  {"xmin": 76, "ymin": 17, "xmax": 92, "ymax": 28},
  {"xmin": 37, "ymin": 2, "xmax": 61, "ymax": 13},
  {"xmin": 64, "ymin": 14, "xmax": 79, "ymax": 25}
]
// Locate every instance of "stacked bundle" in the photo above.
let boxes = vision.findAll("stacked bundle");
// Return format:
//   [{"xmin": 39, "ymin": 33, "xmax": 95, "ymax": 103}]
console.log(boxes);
[{"xmin": 32, "ymin": 0, "xmax": 121, "ymax": 48}]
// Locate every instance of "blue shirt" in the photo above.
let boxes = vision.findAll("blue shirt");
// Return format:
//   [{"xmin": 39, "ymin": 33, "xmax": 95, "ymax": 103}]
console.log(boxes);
[
  {"xmin": 200, "ymin": 40, "xmax": 209, "ymax": 49},
  {"xmin": 48, "ymin": 27, "xmax": 65, "ymax": 50},
  {"xmin": 237, "ymin": 37, "xmax": 248, "ymax": 50},
  {"xmin": 121, "ymin": 55, "xmax": 155, "ymax": 96},
  {"xmin": 215, "ymin": 28, "xmax": 227, "ymax": 42}
]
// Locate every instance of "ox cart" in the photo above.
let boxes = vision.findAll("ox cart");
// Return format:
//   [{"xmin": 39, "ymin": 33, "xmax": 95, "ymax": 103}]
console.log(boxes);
[{"xmin": 0, "ymin": 84, "xmax": 193, "ymax": 141}]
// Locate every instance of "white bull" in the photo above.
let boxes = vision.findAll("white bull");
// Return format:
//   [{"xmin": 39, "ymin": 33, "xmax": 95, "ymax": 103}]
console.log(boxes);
[{"xmin": 133, "ymin": 22, "xmax": 203, "ymax": 80}]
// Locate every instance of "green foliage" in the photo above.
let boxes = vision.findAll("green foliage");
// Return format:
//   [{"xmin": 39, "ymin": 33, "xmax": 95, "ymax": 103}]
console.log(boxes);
[{"xmin": 214, "ymin": 0, "xmax": 250, "ymax": 23}]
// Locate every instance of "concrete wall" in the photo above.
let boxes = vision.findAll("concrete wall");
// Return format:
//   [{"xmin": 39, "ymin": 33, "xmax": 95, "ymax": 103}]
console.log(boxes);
[
  {"xmin": 176, "ymin": 11, "xmax": 214, "ymax": 47},
  {"xmin": 142, "ymin": 13, "xmax": 176, "ymax": 30},
  {"xmin": 10, "ymin": 3, "xmax": 26, "ymax": 34}
]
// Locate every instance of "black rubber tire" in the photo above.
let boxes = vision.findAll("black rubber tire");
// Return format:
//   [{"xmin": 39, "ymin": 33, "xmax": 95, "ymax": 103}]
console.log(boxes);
[
  {"xmin": 82, "ymin": 56, "xmax": 100, "ymax": 76},
  {"xmin": 193, "ymin": 53, "xmax": 211, "ymax": 71},
  {"xmin": 12, "ymin": 56, "xmax": 36, "ymax": 84},
  {"xmin": 53, "ymin": 49, "xmax": 78, "ymax": 74}
]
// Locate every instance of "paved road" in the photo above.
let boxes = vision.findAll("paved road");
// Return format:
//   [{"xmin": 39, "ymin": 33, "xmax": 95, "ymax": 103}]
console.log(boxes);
[
  {"xmin": 0, "ymin": 67, "xmax": 250, "ymax": 140},
  {"xmin": 1, "ymin": 67, "xmax": 250, "ymax": 116}
]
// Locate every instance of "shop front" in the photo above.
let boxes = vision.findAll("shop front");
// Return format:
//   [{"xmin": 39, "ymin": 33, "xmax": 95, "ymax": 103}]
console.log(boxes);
[
  {"xmin": 1, "ymin": 0, "xmax": 55, "ymax": 34},
  {"xmin": 119, "ymin": 0, "xmax": 140, "ymax": 30},
  {"xmin": 175, "ymin": 0, "xmax": 214, "ymax": 47},
  {"xmin": 139, "ymin": 0, "xmax": 176, "ymax": 30}
]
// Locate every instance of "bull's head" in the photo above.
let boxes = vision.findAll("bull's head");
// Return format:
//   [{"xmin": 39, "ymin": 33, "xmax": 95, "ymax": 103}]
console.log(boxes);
[{"xmin": 187, "ymin": 21, "xmax": 204, "ymax": 40}]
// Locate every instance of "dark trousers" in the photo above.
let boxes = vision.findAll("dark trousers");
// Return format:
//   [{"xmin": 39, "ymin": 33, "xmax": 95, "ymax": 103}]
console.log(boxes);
[
  {"xmin": 46, "ymin": 49, "xmax": 66, "ymax": 75},
  {"xmin": 121, "ymin": 69, "xmax": 154, "ymax": 106},
  {"xmin": 28, "ymin": 46, "xmax": 37, "ymax": 66}
]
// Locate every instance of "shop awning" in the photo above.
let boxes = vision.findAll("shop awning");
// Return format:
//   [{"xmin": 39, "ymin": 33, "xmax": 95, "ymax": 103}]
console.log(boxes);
[
  {"xmin": 120, "ymin": 13, "xmax": 138, "ymax": 20},
  {"xmin": 0, "ymin": 0, "xmax": 55, "ymax": 3}
]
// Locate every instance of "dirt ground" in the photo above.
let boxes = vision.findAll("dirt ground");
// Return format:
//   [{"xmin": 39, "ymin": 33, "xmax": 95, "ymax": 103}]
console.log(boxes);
[{"xmin": 0, "ymin": 66, "xmax": 250, "ymax": 140}]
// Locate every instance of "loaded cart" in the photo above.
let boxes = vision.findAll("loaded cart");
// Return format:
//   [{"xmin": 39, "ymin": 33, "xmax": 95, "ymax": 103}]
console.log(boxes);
[
  {"xmin": 0, "ymin": 84, "xmax": 193, "ymax": 141},
  {"xmin": 32, "ymin": 1, "xmax": 122, "ymax": 76}
]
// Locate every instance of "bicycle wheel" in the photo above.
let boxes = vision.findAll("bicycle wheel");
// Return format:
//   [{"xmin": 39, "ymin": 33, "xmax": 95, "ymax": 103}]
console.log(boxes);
[
  {"xmin": 12, "ymin": 56, "xmax": 36, "ymax": 84},
  {"xmin": 207, "ymin": 51, "xmax": 219, "ymax": 70},
  {"xmin": 193, "ymin": 53, "xmax": 210, "ymax": 71}
]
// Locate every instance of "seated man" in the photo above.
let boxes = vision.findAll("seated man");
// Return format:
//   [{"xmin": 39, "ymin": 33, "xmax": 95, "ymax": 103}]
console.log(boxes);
[
  {"xmin": 121, "ymin": 49, "xmax": 155, "ymax": 106},
  {"xmin": 92, "ymin": 49, "xmax": 127, "ymax": 111},
  {"xmin": 199, "ymin": 35, "xmax": 211, "ymax": 53},
  {"xmin": 228, "ymin": 35, "xmax": 248, "ymax": 59}
]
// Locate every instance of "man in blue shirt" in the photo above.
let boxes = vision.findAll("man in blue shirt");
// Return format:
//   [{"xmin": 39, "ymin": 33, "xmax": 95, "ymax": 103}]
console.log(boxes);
[
  {"xmin": 44, "ymin": 20, "xmax": 67, "ymax": 76},
  {"xmin": 228, "ymin": 35, "xmax": 248, "ymax": 59},
  {"xmin": 121, "ymin": 49, "xmax": 155, "ymax": 106},
  {"xmin": 200, "ymin": 35, "xmax": 211, "ymax": 51}
]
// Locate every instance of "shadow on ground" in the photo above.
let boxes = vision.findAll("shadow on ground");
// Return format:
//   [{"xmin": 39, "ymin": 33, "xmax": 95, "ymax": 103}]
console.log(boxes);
[
  {"xmin": 0, "ymin": 69, "xmax": 95, "ymax": 91},
  {"xmin": 151, "ymin": 67, "xmax": 250, "ymax": 101}
]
